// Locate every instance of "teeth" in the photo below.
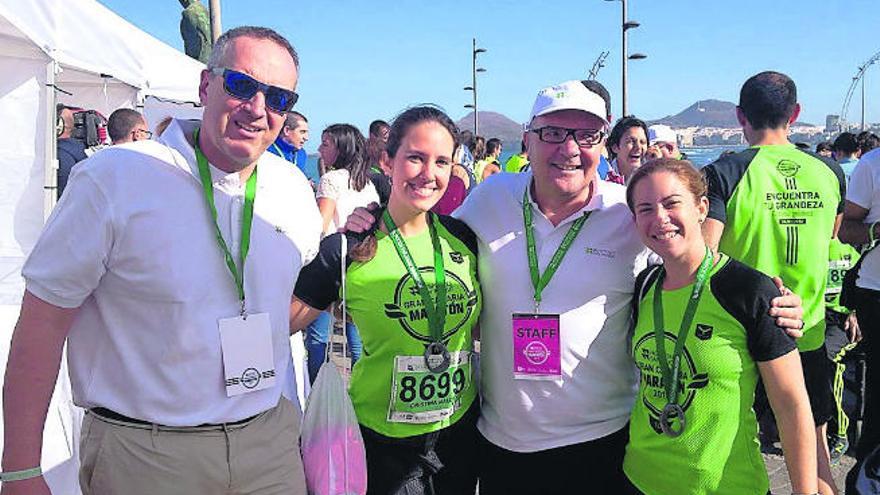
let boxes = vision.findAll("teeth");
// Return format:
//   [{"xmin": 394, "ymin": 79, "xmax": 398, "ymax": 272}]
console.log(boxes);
[
  {"xmin": 654, "ymin": 231, "xmax": 678, "ymax": 240},
  {"xmin": 407, "ymin": 183, "xmax": 435, "ymax": 198},
  {"xmin": 236, "ymin": 121, "xmax": 259, "ymax": 132}
]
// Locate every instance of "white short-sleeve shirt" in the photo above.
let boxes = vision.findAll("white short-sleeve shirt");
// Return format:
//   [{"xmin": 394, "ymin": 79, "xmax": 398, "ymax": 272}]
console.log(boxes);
[
  {"xmin": 23, "ymin": 119, "xmax": 322, "ymax": 426},
  {"xmin": 316, "ymin": 169, "xmax": 379, "ymax": 235},
  {"xmin": 847, "ymin": 148, "xmax": 880, "ymax": 290},
  {"xmin": 455, "ymin": 171, "xmax": 649, "ymax": 452}
]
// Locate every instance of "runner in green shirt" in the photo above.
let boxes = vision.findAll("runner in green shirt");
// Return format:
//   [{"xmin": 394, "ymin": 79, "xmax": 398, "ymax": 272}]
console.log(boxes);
[
  {"xmin": 824, "ymin": 238, "xmax": 861, "ymax": 463},
  {"xmin": 291, "ymin": 106, "xmax": 482, "ymax": 495},
  {"xmin": 623, "ymin": 159, "xmax": 817, "ymax": 495},
  {"xmin": 702, "ymin": 71, "xmax": 845, "ymax": 495}
]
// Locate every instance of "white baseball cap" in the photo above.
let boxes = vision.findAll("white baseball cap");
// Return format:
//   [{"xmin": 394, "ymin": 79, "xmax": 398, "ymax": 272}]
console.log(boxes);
[
  {"xmin": 528, "ymin": 80, "xmax": 609, "ymax": 127},
  {"xmin": 648, "ymin": 124, "xmax": 677, "ymax": 145}
]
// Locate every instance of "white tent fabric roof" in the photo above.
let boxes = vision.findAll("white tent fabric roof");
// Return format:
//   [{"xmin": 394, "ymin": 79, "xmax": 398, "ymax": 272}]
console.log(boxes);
[{"xmin": 0, "ymin": 0, "xmax": 204, "ymax": 103}]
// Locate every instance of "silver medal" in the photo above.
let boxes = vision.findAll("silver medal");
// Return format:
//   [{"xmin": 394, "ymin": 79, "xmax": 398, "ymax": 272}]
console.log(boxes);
[
  {"xmin": 424, "ymin": 342, "xmax": 451, "ymax": 373},
  {"xmin": 659, "ymin": 403, "xmax": 686, "ymax": 437}
]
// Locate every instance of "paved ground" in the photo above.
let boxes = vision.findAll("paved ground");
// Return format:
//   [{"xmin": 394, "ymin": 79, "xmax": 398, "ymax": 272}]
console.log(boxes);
[{"xmin": 764, "ymin": 448, "xmax": 856, "ymax": 493}]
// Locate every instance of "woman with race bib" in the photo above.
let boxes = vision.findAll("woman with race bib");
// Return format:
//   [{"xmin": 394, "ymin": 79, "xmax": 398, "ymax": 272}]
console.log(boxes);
[
  {"xmin": 290, "ymin": 106, "xmax": 481, "ymax": 495},
  {"xmin": 622, "ymin": 159, "xmax": 819, "ymax": 495}
]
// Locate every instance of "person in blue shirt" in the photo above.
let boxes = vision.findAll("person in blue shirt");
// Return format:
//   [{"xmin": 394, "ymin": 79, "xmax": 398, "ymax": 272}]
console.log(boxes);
[
  {"xmin": 268, "ymin": 110, "xmax": 313, "ymax": 181},
  {"xmin": 832, "ymin": 132, "xmax": 860, "ymax": 183}
]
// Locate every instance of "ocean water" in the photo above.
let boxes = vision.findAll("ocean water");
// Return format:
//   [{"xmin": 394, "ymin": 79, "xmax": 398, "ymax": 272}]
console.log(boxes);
[{"xmin": 681, "ymin": 145, "xmax": 745, "ymax": 168}]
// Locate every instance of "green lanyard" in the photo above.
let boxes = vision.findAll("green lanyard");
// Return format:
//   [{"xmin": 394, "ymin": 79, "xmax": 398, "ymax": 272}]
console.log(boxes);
[
  {"xmin": 194, "ymin": 128, "xmax": 258, "ymax": 314},
  {"xmin": 382, "ymin": 210, "xmax": 447, "ymax": 343},
  {"xmin": 652, "ymin": 247, "xmax": 714, "ymax": 406},
  {"xmin": 522, "ymin": 188, "xmax": 591, "ymax": 311}
]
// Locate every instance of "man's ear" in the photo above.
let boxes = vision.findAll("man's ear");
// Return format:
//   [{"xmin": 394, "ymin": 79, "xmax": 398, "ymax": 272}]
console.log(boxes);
[
  {"xmin": 735, "ymin": 106, "xmax": 745, "ymax": 127},
  {"xmin": 198, "ymin": 69, "xmax": 211, "ymax": 106},
  {"xmin": 788, "ymin": 103, "xmax": 801, "ymax": 126}
]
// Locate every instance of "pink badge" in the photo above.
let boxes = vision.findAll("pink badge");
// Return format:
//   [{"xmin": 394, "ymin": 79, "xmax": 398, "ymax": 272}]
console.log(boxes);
[{"xmin": 512, "ymin": 313, "xmax": 561, "ymax": 379}]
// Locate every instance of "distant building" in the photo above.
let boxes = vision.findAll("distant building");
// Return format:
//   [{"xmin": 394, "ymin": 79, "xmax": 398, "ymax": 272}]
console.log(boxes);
[{"xmin": 826, "ymin": 114, "xmax": 840, "ymax": 133}]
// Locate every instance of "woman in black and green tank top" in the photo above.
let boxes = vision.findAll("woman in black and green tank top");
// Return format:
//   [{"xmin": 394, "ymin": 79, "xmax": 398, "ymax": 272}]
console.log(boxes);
[
  {"xmin": 291, "ymin": 106, "xmax": 481, "ymax": 495},
  {"xmin": 622, "ymin": 159, "xmax": 818, "ymax": 495}
]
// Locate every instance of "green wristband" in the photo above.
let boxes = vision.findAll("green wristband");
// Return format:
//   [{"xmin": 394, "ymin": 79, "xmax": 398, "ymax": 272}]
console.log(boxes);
[{"xmin": 0, "ymin": 466, "xmax": 42, "ymax": 482}]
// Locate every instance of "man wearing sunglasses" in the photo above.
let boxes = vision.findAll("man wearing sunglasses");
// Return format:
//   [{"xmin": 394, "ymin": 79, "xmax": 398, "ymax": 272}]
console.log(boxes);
[
  {"xmin": 2, "ymin": 26, "xmax": 320, "ymax": 495},
  {"xmin": 108, "ymin": 108, "xmax": 151, "ymax": 145}
]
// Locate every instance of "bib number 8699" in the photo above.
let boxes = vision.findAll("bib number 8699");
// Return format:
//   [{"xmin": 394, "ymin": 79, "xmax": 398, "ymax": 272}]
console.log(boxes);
[{"xmin": 399, "ymin": 368, "xmax": 466, "ymax": 403}]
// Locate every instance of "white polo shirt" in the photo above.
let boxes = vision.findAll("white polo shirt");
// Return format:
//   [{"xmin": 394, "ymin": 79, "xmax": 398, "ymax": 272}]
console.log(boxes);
[
  {"xmin": 455, "ymin": 171, "xmax": 649, "ymax": 452},
  {"xmin": 848, "ymin": 147, "xmax": 880, "ymax": 291},
  {"xmin": 23, "ymin": 119, "xmax": 321, "ymax": 426}
]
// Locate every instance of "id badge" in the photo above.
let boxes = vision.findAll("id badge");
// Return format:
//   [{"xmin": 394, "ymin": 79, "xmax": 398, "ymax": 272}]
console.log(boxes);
[
  {"xmin": 512, "ymin": 313, "xmax": 561, "ymax": 380},
  {"xmin": 219, "ymin": 312, "xmax": 277, "ymax": 397}
]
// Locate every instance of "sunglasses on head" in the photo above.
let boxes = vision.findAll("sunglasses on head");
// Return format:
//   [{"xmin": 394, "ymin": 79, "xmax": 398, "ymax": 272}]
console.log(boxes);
[{"xmin": 210, "ymin": 68, "xmax": 299, "ymax": 114}]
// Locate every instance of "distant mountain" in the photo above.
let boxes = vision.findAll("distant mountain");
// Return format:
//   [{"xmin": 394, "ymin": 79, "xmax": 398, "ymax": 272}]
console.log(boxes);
[
  {"xmin": 651, "ymin": 99, "xmax": 814, "ymax": 129},
  {"xmin": 457, "ymin": 111, "xmax": 523, "ymax": 148},
  {"xmin": 650, "ymin": 100, "xmax": 739, "ymax": 128}
]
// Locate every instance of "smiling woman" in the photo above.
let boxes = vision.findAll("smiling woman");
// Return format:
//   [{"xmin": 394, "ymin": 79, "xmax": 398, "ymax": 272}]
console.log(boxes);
[
  {"xmin": 621, "ymin": 159, "xmax": 818, "ymax": 495},
  {"xmin": 607, "ymin": 116, "xmax": 649, "ymax": 184},
  {"xmin": 288, "ymin": 106, "xmax": 485, "ymax": 495}
]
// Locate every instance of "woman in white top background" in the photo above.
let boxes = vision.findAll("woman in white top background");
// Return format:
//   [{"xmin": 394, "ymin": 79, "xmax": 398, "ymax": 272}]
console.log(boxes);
[
  {"xmin": 316, "ymin": 124, "xmax": 380, "ymax": 235},
  {"xmin": 303, "ymin": 124, "xmax": 378, "ymax": 382}
]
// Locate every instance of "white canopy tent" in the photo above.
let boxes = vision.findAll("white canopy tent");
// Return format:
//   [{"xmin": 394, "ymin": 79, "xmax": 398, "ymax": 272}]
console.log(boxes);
[{"xmin": 0, "ymin": 2, "xmax": 308, "ymax": 493}]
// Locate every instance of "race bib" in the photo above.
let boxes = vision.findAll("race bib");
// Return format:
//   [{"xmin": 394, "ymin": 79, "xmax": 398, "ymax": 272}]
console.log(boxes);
[
  {"xmin": 512, "ymin": 313, "xmax": 561, "ymax": 380},
  {"xmin": 826, "ymin": 259, "xmax": 849, "ymax": 296},
  {"xmin": 388, "ymin": 351, "xmax": 470, "ymax": 424}
]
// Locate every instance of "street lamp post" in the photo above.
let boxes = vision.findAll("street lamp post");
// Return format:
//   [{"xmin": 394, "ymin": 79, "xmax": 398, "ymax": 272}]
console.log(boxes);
[
  {"xmin": 464, "ymin": 38, "xmax": 487, "ymax": 136},
  {"xmin": 605, "ymin": 0, "xmax": 645, "ymax": 117}
]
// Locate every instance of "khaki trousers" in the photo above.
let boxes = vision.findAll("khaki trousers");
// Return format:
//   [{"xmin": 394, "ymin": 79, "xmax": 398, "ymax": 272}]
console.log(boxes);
[{"xmin": 79, "ymin": 398, "xmax": 306, "ymax": 495}]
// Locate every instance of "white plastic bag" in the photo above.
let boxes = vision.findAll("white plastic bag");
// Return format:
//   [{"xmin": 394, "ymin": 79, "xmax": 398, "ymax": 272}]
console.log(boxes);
[
  {"xmin": 301, "ymin": 361, "xmax": 368, "ymax": 495},
  {"xmin": 301, "ymin": 235, "xmax": 368, "ymax": 495}
]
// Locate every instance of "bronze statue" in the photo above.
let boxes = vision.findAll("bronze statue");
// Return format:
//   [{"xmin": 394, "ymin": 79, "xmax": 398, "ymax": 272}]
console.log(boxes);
[{"xmin": 179, "ymin": 0, "xmax": 211, "ymax": 63}]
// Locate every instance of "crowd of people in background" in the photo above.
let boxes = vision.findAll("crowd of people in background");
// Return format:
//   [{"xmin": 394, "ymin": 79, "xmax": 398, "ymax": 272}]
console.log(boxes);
[{"xmin": 7, "ymin": 23, "xmax": 880, "ymax": 495}]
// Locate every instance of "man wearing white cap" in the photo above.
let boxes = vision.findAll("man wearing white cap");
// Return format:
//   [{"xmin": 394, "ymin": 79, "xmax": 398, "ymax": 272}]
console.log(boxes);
[
  {"xmin": 343, "ymin": 80, "xmax": 805, "ymax": 494},
  {"xmin": 647, "ymin": 124, "xmax": 686, "ymax": 160},
  {"xmin": 456, "ymin": 80, "xmax": 647, "ymax": 493}
]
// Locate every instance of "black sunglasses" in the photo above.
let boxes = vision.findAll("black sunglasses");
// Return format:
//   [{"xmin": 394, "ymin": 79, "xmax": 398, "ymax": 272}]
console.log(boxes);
[{"xmin": 211, "ymin": 68, "xmax": 299, "ymax": 114}]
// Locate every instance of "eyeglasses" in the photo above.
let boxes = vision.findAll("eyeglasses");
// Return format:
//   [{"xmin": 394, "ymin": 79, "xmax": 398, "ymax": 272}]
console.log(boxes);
[
  {"xmin": 136, "ymin": 129, "xmax": 153, "ymax": 139},
  {"xmin": 530, "ymin": 126, "xmax": 606, "ymax": 147},
  {"xmin": 210, "ymin": 68, "xmax": 299, "ymax": 114}
]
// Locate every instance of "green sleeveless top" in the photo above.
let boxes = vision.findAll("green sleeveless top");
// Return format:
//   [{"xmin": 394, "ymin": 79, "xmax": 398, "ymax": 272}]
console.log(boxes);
[
  {"xmin": 294, "ymin": 215, "xmax": 481, "ymax": 438},
  {"xmin": 624, "ymin": 256, "xmax": 797, "ymax": 494}
]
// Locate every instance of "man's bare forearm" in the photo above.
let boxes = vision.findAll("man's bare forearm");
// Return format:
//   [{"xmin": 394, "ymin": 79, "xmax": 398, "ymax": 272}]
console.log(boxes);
[
  {"xmin": 1, "ymin": 292, "xmax": 76, "ymax": 471},
  {"xmin": 839, "ymin": 218, "xmax": 875, "ymax": 246}
]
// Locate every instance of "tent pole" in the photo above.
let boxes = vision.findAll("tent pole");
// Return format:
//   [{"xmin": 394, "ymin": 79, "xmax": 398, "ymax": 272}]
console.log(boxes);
[{"xmin": 44, "ymin": 59, "xmax": 58, "ymax": 219}]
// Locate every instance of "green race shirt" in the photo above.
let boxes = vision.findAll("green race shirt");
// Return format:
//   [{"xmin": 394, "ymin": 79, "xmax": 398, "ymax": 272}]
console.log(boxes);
[
  {"xmin": 825, "ymin": 238, "xmax": 860, "ymax": 314},
  {"xmin": 503, "ymin": 154, "xmax": 528, "ymax": 173},
  {"xmin": 704, "ymin": 144, "xmax": 846, "ymax": 351},
  {"xmin": 624, "ymin": 256, "xmax": 796, "ymax": 495},
  {"xmin": 294, "ymin": 215, "xmax": 481, "ymax": 438}
]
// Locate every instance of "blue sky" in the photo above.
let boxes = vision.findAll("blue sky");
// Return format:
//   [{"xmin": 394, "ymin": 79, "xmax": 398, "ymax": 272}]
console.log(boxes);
[{"xmin": 99, "ymin": 0, "xmax": 879, "ymax": 145}]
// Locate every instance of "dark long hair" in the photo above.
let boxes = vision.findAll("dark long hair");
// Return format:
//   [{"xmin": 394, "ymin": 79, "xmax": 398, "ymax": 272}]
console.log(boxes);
[
  {"xmin": 351, "ymin": 105, "xmax": 460, "ymax": 262},
  {"xmin": 322, "ymin": 124, "xmax": 369, "ymax": 191}
]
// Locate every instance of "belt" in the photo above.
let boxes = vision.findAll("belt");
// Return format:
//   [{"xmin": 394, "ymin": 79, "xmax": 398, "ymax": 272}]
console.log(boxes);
[{"xmin": 90, "ymin": 407, "xmax": 261, "ymax": 430}]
